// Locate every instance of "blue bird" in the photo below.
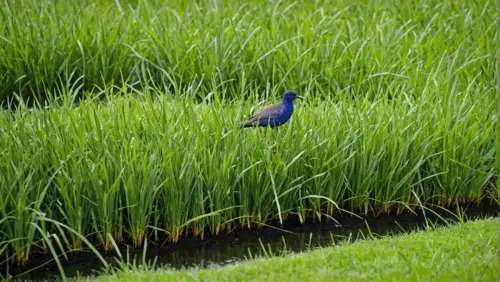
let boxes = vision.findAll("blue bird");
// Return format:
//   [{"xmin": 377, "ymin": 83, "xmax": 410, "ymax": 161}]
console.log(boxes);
[{"xmin": 239, "ymin": 90, "xmax": 303, "ymax": 128}]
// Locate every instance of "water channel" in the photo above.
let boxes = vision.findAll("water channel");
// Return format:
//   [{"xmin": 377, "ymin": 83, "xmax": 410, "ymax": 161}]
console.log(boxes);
[{"xmin": 7, "ymin": 202, "xmax": 500, "ymax": 281}]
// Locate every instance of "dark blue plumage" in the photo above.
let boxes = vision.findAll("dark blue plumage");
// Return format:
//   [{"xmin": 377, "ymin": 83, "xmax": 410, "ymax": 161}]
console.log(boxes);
[{"xmin": 239, "ymin": 90, "xmax": 303, "ymax": 128}]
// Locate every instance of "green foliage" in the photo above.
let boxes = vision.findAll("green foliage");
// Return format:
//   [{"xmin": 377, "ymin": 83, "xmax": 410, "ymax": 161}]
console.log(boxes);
[
  {"xmin": 0, "ymin": 0, "xmax": 497, "ymax": 271},
  {"xmin": 0, "ymin": 83, "xmax": 496, "ymax": 266},
  {"xmin": 0, "ymin": 0, "xmax": 496, "ymax": 103}
]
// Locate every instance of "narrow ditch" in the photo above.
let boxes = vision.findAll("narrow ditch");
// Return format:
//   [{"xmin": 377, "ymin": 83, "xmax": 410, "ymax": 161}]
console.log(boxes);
[{"xmin": 6, "ymin": 201, "xmax": 500, "ymax": 281}]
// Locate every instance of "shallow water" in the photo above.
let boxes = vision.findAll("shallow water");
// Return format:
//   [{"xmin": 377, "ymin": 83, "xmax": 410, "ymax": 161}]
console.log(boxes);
[{"xmin": 7, "ymin": 203, "xmax": 500, "ymax": 281}]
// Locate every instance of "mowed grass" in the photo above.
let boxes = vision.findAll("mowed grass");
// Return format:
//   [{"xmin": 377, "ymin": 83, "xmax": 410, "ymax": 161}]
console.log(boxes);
[
  {"xmin": 0, "ymin": 0, "xmax": 497, "ymax": 271},
  {"xmin": 87, "ymin": 218, "xmax": 499, "ymax": 282}
]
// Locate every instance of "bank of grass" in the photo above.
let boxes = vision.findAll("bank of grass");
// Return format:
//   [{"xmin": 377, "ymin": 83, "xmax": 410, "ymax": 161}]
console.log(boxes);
[
  {"xmin": 0, "ymin": 86, "xmax": 496, "ymax": 267},
  {"xmin": 0, "ymin": 0, "xmax": 496, "ymax": 104},
  {"xmin": 88, "ymin": 218, "xmax": 499, "ymax": 282}
]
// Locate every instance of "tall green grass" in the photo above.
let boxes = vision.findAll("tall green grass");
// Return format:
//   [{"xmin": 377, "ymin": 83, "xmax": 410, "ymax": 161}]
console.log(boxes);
[
  {"xmin": 0, "ymin": 0, "xmax": 497, "ymax": 270},
  {"xmin": 0, "ymin": 81, "xmax": 496, "ymax": 266},
  {"xmin": 0, "ymin": 0, "xmax": 496, "ymax": 103}
]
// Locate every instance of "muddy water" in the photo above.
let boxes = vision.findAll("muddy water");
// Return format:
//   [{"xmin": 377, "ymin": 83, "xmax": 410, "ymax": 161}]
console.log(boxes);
[{"xmin": 7, "ymin": 202, "xmax": 500, "ymax": 281}]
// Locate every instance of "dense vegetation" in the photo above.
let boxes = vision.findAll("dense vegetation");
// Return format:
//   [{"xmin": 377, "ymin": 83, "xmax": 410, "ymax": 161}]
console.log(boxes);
[
  {"xmin": 0, "ymin": 0, "xmax": 496, "ymax": 103},
  {"xmin": 0, "ymin": 0, "xmax": 497, "ymax": 271}
]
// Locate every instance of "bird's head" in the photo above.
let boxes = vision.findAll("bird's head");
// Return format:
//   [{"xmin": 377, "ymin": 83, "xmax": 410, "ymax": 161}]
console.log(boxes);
[{"xmin": 282, "ymin": 90, "xmax": 303, "ymax": 102}]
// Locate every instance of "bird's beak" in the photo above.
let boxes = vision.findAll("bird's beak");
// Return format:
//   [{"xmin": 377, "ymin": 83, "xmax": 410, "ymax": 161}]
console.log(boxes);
[{"xmin": 296, "ymin": 95, "xmax": 304, "ymax": 99}]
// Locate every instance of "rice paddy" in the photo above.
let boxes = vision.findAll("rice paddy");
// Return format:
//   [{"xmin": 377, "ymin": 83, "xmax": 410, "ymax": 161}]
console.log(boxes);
[{"xmin": 0, "ymin": 0, "xmax": 497, "ymax": 277}]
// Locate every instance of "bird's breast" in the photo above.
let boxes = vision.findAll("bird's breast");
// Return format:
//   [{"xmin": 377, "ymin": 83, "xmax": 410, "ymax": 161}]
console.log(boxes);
[
  {"xmin": 274, "ymin": 104, "xmax": 293, "ymax": 123},
  {"xmin": 281, "ymin": 103, "xmax": 294, "ymax": 116}
]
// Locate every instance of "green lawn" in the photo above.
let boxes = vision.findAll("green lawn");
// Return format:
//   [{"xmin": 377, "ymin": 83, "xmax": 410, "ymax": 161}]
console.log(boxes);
[{"xmin": 89, "ymin": 218, "xmax": 499, "ymax": 282}]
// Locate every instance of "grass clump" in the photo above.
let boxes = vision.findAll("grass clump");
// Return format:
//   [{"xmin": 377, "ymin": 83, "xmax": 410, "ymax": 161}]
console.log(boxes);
[
  {"xmin": 87, "ymin": 218, "xmax": 499, "ymax": 282},
  {"xmin": 0, "ymin": 0, "xmax": 496, "ymax": 104},
  {"xmin": 0, "ymin": 85, "xmax": 496, "ymax": 267}
]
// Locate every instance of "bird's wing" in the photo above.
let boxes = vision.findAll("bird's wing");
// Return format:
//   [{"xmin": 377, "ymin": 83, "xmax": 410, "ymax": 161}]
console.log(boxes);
[
  {"xmin": 246, "ymin": 102, "xmax": 283, "ymax": 122},
  {"xmin": 239, "ymin": 103, "xmax": 284, "ymax": 127}
]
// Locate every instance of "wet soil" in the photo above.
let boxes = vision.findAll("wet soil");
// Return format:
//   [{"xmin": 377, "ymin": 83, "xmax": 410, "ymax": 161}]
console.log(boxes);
[{"xmin": 4, "ymin": 200, "xmax": 499, "ymax": 281}]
